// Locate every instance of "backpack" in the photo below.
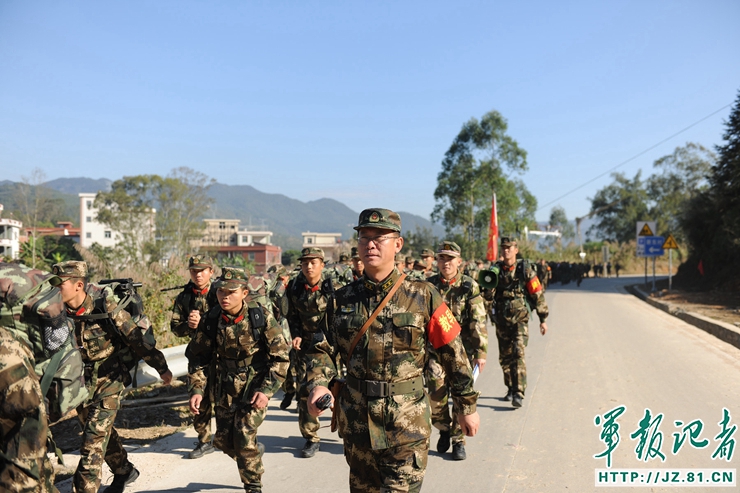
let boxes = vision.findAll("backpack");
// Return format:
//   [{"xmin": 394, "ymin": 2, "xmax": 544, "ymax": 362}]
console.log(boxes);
[{"xmin": 0, "ymin": 263, "xmax": 88, "ymax": 423}]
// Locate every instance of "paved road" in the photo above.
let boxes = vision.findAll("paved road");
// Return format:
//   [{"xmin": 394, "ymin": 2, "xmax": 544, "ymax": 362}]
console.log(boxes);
[{"xmin": 57, "ymin": 275, "xmax": 740, "ymax": 492}]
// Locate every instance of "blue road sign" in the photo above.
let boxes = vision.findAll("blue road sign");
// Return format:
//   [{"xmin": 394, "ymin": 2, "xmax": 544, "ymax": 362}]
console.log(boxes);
[{"xmin": 637, "ymin": 236, "xmax": 664, "ymax": 257}]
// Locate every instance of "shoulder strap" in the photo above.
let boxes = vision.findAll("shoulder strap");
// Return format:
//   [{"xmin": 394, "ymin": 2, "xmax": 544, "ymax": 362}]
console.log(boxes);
[
  {"xmin": 39, "ymin": 348, "xmax": 65, "ymax": 395},
  {"xmin": 347, "ymin": 273, "xmax": 407, "ymax": 361}
]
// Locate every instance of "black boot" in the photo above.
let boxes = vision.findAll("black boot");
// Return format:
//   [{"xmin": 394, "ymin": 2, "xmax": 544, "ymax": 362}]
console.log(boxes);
[
  {"xmin": 301, "ymin": 440, "xmax": 320, "ymax": 458},
  {"xmin": 280, "ymin": 392, "xmax": 295, "ymax": 410},
  {"xmin": 102, "ymin": 467, "xmax": 139, "ymax": 493},
  {"xmin": 189, "ymin": 440, "xmax": 215, "ymax": 459},
  {"xmin": 436, "ymin": 431, "xmax": 451, "ymax": 453},
  {"xmin": 504, "ymin": 388, "xmax": 513, "ymax": 401},
  {"xmin": 452, "ymin": 443, "xmax": 467, "ymax": 460},
  {"xmin": 512, "ymin": 394, "xmax": 523, "ymax": 408}
]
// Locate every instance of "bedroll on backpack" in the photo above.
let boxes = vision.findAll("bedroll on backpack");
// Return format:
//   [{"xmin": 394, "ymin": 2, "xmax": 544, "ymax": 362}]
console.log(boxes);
[{"xmin": 0, "ymin": 263, "xmax": 89, "ymax": 423}]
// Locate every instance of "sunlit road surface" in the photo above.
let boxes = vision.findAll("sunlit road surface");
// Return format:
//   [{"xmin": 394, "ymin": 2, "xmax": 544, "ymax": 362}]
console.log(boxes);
[{"xmin": 57, "ymin": 275, "xmax": 740, "ymax": 492}]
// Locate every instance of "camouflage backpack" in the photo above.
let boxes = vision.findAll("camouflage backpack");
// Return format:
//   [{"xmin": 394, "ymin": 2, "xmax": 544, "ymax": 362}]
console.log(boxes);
[{"xmin": 0, "ymin": 263, "xmax": 89, "ymax": 423}]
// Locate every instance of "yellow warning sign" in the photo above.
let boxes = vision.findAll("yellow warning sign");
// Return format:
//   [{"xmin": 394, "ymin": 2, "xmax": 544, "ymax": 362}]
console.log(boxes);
[
  {"xmin": 663, "ymin": 234, "xmax": 679, "ymax": 250},
  {"xmin": 638, "ymin": 223, "xmax": 654, "ymax": 236}
]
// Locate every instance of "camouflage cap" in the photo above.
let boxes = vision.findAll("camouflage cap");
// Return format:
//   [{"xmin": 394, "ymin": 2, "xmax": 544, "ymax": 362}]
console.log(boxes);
[
  {"xmin": 267, "ymin": 264, "xmax": 288, "ymax": 278},
  {"xmin": 420, "ymin": 248, "xmax": 434, "ymax": 258},
  {"xmin": 413, "ymin": 259, "xmax": 426, "ymax": 270},
  {"xmin": 354, "ymin": 208, "xmax": 401, "ymax": 233},
  {"xmin": 51, "ymin": 261, "xmax": 88, "ymax": 280},
  {"xmin": 188, "ymin": 254, "xmax": 214, "ymax": 270},
  {"xmin": 500, "ymin": 236, "xmax": 518, "ymax": 247},
  {"xmin": 404, "ymin": 256, "xmax": 414, "ymax": 264},
  {"xmin": 214, "ymin": 266, "xmax": 249, "ymax": 290},
  {"xmin": 298, "ymin": 247, "xmax": 324, "ymax": 261},
  {"xmin": 338, "ymin": 253, "xmax": 349, "ymax": 262},
  {"xmin": 350, "ymin": 247, "xmax": 360, "ymax": 259},
  {"xmin": 437, "ymin": 240, "xmax": 461, "ymax": 258}
]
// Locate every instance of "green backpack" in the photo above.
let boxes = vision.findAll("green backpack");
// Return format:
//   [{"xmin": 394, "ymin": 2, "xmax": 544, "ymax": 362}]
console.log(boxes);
[{"xmin": 0, "ymin": 263, "xmax": 89, "ymax": 423}]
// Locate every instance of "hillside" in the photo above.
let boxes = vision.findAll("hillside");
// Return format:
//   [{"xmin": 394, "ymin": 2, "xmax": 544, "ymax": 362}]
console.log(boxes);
[{"xmin": 29, "ymin": 179, "xmax": 444, "ymax": 249}]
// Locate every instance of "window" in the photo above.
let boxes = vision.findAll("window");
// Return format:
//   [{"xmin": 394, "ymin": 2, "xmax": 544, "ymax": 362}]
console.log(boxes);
[
  {"xmin": 104, "ymin": 231, "xmax": 111, "ymax": 239},
  {"xmin": 86, "ymin": 232, "xmax": 92, "ymax": 239},
  {"xmin": 248, "ymin": 252, "xmax": 255, "ymax": 261},
  {"xmin": 306, "ymin": 238, "xmax": 313, "ymax": 244},
  {"xmin": 86, "ymin": 200, "xmax": 92, "ymax": 209},
  {"xmin": 86, "ymin": 216, "xmax": 92, "ymax": 223},
  {"xmin": 219, "ymin": 222, "xmax": 225, "ymax": 229}
]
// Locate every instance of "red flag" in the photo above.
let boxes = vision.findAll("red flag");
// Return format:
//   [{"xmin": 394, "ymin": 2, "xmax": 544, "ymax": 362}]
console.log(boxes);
[
  {"xmin": 697, "ymin": 259, "xmax": 704, "ymax": 276},
  {"xmin": 486, "ymin": 193, "xmax": 498, "ymax": 261}
]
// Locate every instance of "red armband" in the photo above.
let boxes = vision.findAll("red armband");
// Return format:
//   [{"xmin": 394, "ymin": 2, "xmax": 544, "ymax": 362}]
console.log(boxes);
[
  {"xmin": 526, "ymin": 276, "xmax": 543, "ymax": 295},
  {"xmin": 427, "ymin": 303, "xmax": 461, "ymax": 349}
]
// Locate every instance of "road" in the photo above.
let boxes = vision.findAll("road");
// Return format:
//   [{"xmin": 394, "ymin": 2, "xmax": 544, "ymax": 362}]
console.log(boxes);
[{"xmin": 57, "ymin": 275, "xmax": 740, "ymax": 492}]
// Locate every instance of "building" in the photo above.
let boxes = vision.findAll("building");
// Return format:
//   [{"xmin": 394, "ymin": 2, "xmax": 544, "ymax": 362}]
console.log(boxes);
[
  {"xmin": 302, "ymin": 232, "xmax": 344, "ymax": 262},
  {"xmin": 22, "ymin": 221, "xmax": 81, "ymax": 242},
  {"xmin": 78, "ymin": 192, "xmax": 155, "ymax": 249},
  {"xmin": 193, "ymin": 218, "xmax": 281, "ymax": 273},
  {"xmin": 0, "ymin": 204, "xmax": 22, "ymax": 261}
]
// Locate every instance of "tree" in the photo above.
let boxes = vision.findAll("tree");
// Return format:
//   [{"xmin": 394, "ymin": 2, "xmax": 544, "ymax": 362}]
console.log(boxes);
[
  {"xmin": 95, "ymin": 168, "xmax": 215, "ymax": 267},
  {"xmin": 403, "ymin": 226, "xmax": 438, "ymax": 257},
  {"xmin": 587, "ymin": 171, "xmax": 649, "ymax": 243},
  {"xmin": 545, "ymin": 206, "xmax": 575, "ymax": 251},
  {"xmin": 14, "ymin": 168, "xmax": 54, "ymax": 268},
  {"xmin": 646, "ymin": 142, "xmax": 714, "ymax": 242},
  {"xmin": 432, "ymin": 110, "xmax": 534, "ymax": 259}
]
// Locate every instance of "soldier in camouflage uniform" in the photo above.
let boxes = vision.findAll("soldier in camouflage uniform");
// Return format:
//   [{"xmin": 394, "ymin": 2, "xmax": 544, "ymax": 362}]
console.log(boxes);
[
  {"xmin": 186, "ymin": 267, "xmax": 289, "ymax": 493},
  {"xmin": 265, "ymin": 265, "xmax": 296, "ymax": 410},
  {"xmin": 286, "ymin": 247, "xmax": 333, "ymax": 458},
  {"xmin": 170, "ymin": 254, "xmax": 217, "ymax": 459},
  {"xmin": 420, "ymin": 248, "xmax": 436, "ymax": 278},
  {"xmin": 0, "ymin": 263, "xmax": 75, "ymax": 493},
  {"xmin": 491, "ymin": 238, "xmax": 548, "ymax": 408},
  {"xmin": 53, "ymin": 261, "xmax": 173, "ymax": 493},
  {"xmin": 307, "ymin": 209, "xmax": 480, "ymax": 493},
  {"xmin": 426, "ymin": 241, "xmax": 487, "ymax": 461},
  {"xmin": 350, "ymin": 247, "xmax": 364, "ymax": 280}
]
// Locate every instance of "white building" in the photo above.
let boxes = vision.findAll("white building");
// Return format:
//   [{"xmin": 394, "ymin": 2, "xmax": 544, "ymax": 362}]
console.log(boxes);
[
  {"xmin": 302, "ymin": 231, "xmax": 343, "ymax": 261},
  {"xmin": 79, "ymin": 193, "xmax": 155, "ymax": 249},
  {"xmin": 0, "ymin": 204, "xmax": 22, "ymax": 261}
]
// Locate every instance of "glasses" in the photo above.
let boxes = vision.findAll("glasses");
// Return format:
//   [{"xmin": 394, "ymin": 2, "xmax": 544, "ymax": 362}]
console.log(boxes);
[{"xmin": 357, "ymin": 234, "xmax": 399, "ymax": 246}]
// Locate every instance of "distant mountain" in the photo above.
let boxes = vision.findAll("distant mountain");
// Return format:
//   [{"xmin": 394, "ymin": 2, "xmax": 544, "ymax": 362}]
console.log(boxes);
[
  {"xmin": 21, "ymin": 178, "xmax": 444, "ymax": 249},
  {"xmin": 44, "ymin": 178, "xmax": 112, "ymax": 195}
]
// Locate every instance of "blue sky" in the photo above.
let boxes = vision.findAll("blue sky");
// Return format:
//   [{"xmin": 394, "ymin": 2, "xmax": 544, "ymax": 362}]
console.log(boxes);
[{"xmin": 1, "ymin": 1, "xmax": 738, "ymax": 223}]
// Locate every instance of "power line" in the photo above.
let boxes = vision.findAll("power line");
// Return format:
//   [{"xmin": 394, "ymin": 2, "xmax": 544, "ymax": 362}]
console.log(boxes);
[{"xmin": 537, "ymin": 103, "xmax": 731, "ymax": 212}]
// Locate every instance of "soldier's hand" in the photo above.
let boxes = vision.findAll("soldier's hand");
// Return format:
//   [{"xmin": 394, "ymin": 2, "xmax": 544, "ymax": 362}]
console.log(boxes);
[
  {"xmin": 160, "ymin": 370, "xmax": 173, "ymax": 386},
  {"xmin": 540, "ymin": 322, "xmax": 548, "ymax": 335},
  {"xmin": 188, "ymin": 310, "xmax": 201, "ymax": 329},
  {"xmin": 251, "ymin": 392, "xmax": 268, "ymax": 409},
  {"xmin": 292, "ymin": 336, "xmax": 302, "ymax": 350},
  {"xmin": 189, "ymin": 394, "xmax": 203, "ymax": 415},
  {"xmin": 307, "ymin": 386, "xmax": 331, "ymax": 417},
  {"xmin": 473, "ymin": 358, "xmax": 486, "ymax": 372},
  {"xmin": 458, "ymin": 411, "xmax": 480, "ymax": 437}
]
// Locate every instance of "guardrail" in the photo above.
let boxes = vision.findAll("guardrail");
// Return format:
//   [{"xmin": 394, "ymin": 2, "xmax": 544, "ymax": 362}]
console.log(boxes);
[{"xmin": 128, "ymin": 343, "xmax": 188, "ymax": 388}]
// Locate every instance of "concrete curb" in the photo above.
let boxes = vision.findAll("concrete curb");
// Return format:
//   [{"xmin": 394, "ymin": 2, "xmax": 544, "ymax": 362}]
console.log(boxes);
[{"xmin": 625, "ymin": 284, "xmax": 740, "ymax": 351}]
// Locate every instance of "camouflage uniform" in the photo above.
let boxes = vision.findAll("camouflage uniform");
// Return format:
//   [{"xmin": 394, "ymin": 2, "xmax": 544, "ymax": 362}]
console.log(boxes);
[
  {"xmin": 53, "ymin": 261, "xmax": 170, "ymax": 493},
  {"xmin": 492, "ymin": 253, "xmax": 548, "ymax": 400},
  {"xmin": 286, "ymin": 250, "xmax": 333, "ymax": 449},
  {"xmin": 426, "ymin": 242, "xmax": 487, "ymax": 450},
  {"xmin": 170, "ymin": 255, "xmax": 218, "ymax": 448},
  {"xmin": 0, "ymin": 264, "xmax": 72, "ymax": 493},
  {"xmin": 186, "ymin": 267, "xmax": 289, "ymax": 492},
  {"xmin": 265, "ymin": 266, "xmax": 296, "ymax": 399},
  {"xmin": 307, "ymin": 209, "xmax": 478, "ymax": 492}
]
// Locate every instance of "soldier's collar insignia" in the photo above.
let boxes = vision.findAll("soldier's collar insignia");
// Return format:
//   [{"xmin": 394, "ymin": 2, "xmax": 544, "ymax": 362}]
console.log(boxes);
[
  {"xmin": 380, "ymin": 277, "xmax": 394, "ymax": 292},
  {"xmin": 221, "ymin": 313, "xmax": 244, "ymax": 324}
]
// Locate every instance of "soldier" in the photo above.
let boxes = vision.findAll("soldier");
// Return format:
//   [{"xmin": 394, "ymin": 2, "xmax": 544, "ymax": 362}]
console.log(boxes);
[
  {"xmin": 537, "ymin": 259, "xmax": 552, "ymax": 291},
  {"xmin": 307, "ymin": 208, "xmax": 480, "ymax": 492},
  {"xmin": 426, "ymin": 241, "xmax": 487, "ymax": 460},
  {"xmin": 187, "ymin": 267, "xmax": 289, "ymax": 493},
  {"xmin": 420, "ymin": 248, "xmax": 436, "ymax": 278},
  {"xmin": 329, "ymin": 253, "xmax": 354, "ymax": 285},
  {"xmin": 0, "ymin": 263, "xmax": 82, "ymax": 493},
  {"xmin": 404, "ymin": 256, "xmax": 414, "ymax": 273},
  {"xmin": 170, "ymin": 254, "xmax": 217, "ymax": 459},
  {"xmin": 491, "ymin": 238, "xmax": 548, "ymax": 408},
  {"xmin": 53, "ymin": 261, "xmax": 173, "ymax": 493},
  {"xmin": 286, "ymin": 247, "xmax": 333, "ymax": 458},
  {"xmin": 350, "ymin": 247, "xmax": 364, "ymax": 280},
  {"xmin": 407, "ymin": 259, "xmax": 428, "ymax": 280},
  {"xmin": 265, "ymin": 264, "xmax": 296, "ymax": 410}
]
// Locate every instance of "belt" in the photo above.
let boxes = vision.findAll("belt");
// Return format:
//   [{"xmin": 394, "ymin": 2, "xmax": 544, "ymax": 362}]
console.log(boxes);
[
  {"xmin": 345, "ymin": 374, "xmax": 424, "ymax": 398},
  {"xmin": 220, "ymin": 358, "xmax": 250, "ymax": 371}
]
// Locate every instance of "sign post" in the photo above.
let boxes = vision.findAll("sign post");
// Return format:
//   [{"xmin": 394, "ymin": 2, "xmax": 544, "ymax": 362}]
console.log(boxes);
[
  {"xmin": 636, "ymin": 221, "xmax": 663, "ymax": 291},
  {"xmin": 663, "ymin": 234, "xmax": 679, "ymax": 291}
]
